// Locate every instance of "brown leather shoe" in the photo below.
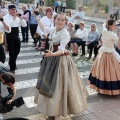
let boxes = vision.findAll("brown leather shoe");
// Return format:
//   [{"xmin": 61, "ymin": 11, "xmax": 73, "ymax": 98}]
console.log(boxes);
[{"xmin": 47, "ymin": 116, "xmax": 55, "ymax": 120}]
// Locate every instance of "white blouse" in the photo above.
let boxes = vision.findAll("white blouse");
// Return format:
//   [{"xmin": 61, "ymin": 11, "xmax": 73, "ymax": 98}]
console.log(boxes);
[
  {"xmin": 99, "ymin": 30, "xmax": 118, "ymax": 53},
  {"xmin": 98, "ymin": 30, "xmax": 120, "ymax": 63},
  {"xmin": 44, "ymin": 27, "xmax": 70, "ymax": 51},
  {"xmin": 66, "ymin": 16, "xmax": 73, "ymax": 23},
  {"xmin": 74, "ymin": 28, "xmax": 88, "ymax": 41}
]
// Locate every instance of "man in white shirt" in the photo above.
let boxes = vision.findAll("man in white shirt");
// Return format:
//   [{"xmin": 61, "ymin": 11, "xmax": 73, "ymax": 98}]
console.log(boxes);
[
  {"xmin": 27, "ymin": 3, "xmax": 33, "ymax": 11},
  {"xmin": 74, "ymin": 6, "xmax": 85, "ymax": 30},
  {"xmin": 37, "ymin": 7, "xmax": 54, "ymax": 51},
  {"xmin": 3, "ymin": 4, "xmax": 27, "ymax": 74}
]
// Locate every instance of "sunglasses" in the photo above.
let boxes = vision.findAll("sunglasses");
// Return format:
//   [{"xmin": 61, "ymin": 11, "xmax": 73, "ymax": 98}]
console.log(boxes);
[{"xmin": 91, "ymin": 26, "xmax": 95, "ymax": 28}]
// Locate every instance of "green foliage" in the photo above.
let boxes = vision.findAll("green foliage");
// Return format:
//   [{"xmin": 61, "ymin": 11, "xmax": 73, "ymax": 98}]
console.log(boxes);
[
  {"xmin": 105, "ymin": 5, "xmax": 108, "ymax": 13},
  {"xmin": 66, "ymin": 0, "xmax": 75, "ymax": 9},
  {"xmin": 19, "ymin": 0, "xmax": 33, "ymax": 3},
  {"xmin": 98, "ymin": 0, "xmax": 100, "ymax": 7},
  {"xmin": 46, "ymin": 0, "xmax": 54, "ymax": 6}
]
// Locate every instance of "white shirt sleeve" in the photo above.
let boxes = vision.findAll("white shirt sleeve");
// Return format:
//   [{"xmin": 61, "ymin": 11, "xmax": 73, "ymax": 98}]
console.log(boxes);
[
  {"xmin": 19, "ymin": 18, "xmax": 27, "ymax": 27},
  {"xmin": 44, "ymin": 27, "xmax": 55, "ymax": 34},
  {"xmin": 58, "ymin": 30, "xmax": 70, "ymax": 51},
  {"xmin": 36, "ymin": 25, "xmax": 44, "ymax": 37},
  {"xmin": 4, "ymin": 24, "xmax": 11, "ymax": 33}
]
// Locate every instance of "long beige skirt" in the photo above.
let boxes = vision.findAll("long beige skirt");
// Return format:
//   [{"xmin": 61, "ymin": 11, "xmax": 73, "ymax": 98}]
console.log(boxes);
[
  {"xmin": 34, "ymin": 55, "xmax": 88, "ymax": 117},
  {"xmin": 88, "ymin": 52, "xmax": 120, "ymax": 95}
]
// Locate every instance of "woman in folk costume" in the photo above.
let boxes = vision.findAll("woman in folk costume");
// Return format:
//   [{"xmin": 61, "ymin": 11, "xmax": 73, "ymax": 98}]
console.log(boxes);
[
  {"xmin": 88, "ymin": 19, "xmax": 120, "ymax": 95},
  {"xmin": 34, "ymin": 12, "xmax": 88, "ymax": 120}
]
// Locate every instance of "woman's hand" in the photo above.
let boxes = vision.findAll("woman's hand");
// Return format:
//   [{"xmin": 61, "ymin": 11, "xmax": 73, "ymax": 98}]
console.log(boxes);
[
  {"xmin": 73, "ymin": 36, "xmax": 77, "ymax": 38},
  {"xmin": 43, "ymin": 50, "xmax": 54, "ymax": 57},
  {"xmin": 6, "ymin": 99, "xmax": 13, "ymax": 104}
]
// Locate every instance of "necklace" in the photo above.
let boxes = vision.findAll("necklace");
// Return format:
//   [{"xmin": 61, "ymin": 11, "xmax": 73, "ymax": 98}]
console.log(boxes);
[
  {"xmin": 49, "ymin": 27, "xmax": 65, "ymax": 41},
  {"xmin": 55, "ymin": 27, "xmax": 64, "ymax": 34}
]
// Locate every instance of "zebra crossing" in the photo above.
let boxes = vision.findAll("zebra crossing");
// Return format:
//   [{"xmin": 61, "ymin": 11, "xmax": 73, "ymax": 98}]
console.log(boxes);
[{"xmin": 2, "ymin": 27, "xmax": 98, "ymax": 119}]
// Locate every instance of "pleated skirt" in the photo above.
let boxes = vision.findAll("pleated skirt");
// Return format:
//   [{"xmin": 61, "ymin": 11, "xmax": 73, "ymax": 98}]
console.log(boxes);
[
  {"xmin": 88, "ymin": 52, "xmax": 120, "ymax": 95},
  {"xmin": 34, "ymin": 55, "xmax": 88, "ymax": 117}
]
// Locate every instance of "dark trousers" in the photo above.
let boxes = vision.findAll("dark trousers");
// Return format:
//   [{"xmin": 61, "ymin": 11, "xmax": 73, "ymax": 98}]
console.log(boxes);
[
  {"xmin": 21, "ymin": 22, "xmax": 29, "ymax": 42},
  {"xmin": 55, "ymin": 6, "xmax": 58, "ymax": 13},
  {"xmin": 40, "ymin": 38, "xmax": 49, "ymax": 51},
  {"xmin": 30, "ymin": 24, "xmax": 38, "ymax": 44},
  {"xmin": 60, "ymin": 7, "xmax": 63, "ymax": 12},
  {"xmin": 6, "ymin": 37, "xmax": 21, "ymax": 71},
  {"xmin": 75, "ymin": 24, "xmax": 79, "ymax": 30},
  {"xmin": 116, "ymin": 47, "xmax": 120, "ymax": 55},
  {"xmin": 94, "ymin": 44, "xmax": 101, "ymax": 57},
  {"xmin": 88, "ymin": 41, "xmax": 98, "ymax": 56},
  {"xmin": 0, "ymin": 44, "xmax": 6, "ymax": 63},
  {"xmin": 36, "ymin": 3, "xmax": 39, "ymax": 8},
  {"xmin": 62, "ymin": 7, "xmax": 66, "ymax": 13},
  {"xmin": 113, "ymin": 14, "xmax": 118, "ymax": 20},
  {"xmin": 38, "ymin": 36, "xmax": 41, "ymax": 47},
  {"xmin": 45, "ymin": 38, "xmax": 49, "ymax": 50},
  {"xmin": 79, "ymin": 41, "xmax": 86, "ymax": 55}
]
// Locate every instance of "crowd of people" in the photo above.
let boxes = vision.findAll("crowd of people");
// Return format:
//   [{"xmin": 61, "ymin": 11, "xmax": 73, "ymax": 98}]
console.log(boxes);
[{"xmin": 0, "ymin": 0, "xmax": 120, "ymax": 120}]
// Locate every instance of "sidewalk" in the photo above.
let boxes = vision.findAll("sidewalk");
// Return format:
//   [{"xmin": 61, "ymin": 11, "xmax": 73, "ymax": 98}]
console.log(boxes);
[{"xmin": 25, "ymin": 89, "xmax": 120, "ymax": 120}]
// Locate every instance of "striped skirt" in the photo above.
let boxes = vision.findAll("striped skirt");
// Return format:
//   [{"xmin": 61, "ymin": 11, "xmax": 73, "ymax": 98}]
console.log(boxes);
[{"xmin": 88, "ymin": 52, "xmax": 120, "ymax": 95}]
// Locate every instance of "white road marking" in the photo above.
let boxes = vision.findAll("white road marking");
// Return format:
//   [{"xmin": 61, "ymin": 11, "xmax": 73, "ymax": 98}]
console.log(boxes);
[
  {"xmin": 6, "ymin": 52, "xmax": 41, "ymax": 58},
  {"xmin": 15, "ymin": 79, "xmax": 37, "ymax": 90},
  {"xmin": 5, "ymin": 58, "xmax": 42, "ymax": 65},
  {"xmin": 23, "ymin": 96, "xmax": 37, "ymax": 108}
]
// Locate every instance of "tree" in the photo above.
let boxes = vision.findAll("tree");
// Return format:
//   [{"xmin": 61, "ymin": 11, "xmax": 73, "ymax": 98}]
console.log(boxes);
[
  {"xmin": 46, "ymin": 0, "xmax": 54, "ymax": 6},
  {"xmin": 66, "ymin": 0, "xmax": 75, "ymax": 9},
  {"xmin": 91, "ymin": 0, "xmax": 99, "ymax": 15},
  {"xmin": 76, "ymin": 0, "xmax": 83, "ymax": 10}
]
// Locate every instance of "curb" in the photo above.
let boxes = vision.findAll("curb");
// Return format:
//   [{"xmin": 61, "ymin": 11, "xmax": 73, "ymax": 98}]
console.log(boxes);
[
  {"xmin": 25, "ymin": 114, "xmax": 46, "ymax": 120},
  {"xmin": 83, "ymin": 17, "xmax": 106, "ymax": 24}
]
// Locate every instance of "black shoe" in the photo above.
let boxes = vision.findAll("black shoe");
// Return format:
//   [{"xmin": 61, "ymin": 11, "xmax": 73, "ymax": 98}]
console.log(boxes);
[
  {"xmin": 87, "ymin": 56, "xmax": 91, "ymax": 60},
  {"xmin": 80, "ymin": 53, "xmax": 85, "ymax": 57},
  {"xmin": 72, "ymin": 53, "xmax": 78, "ymax": 56},
  {"xmin": 11, "ymin": 70, "xmax": 15, "ymax": 75}
]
